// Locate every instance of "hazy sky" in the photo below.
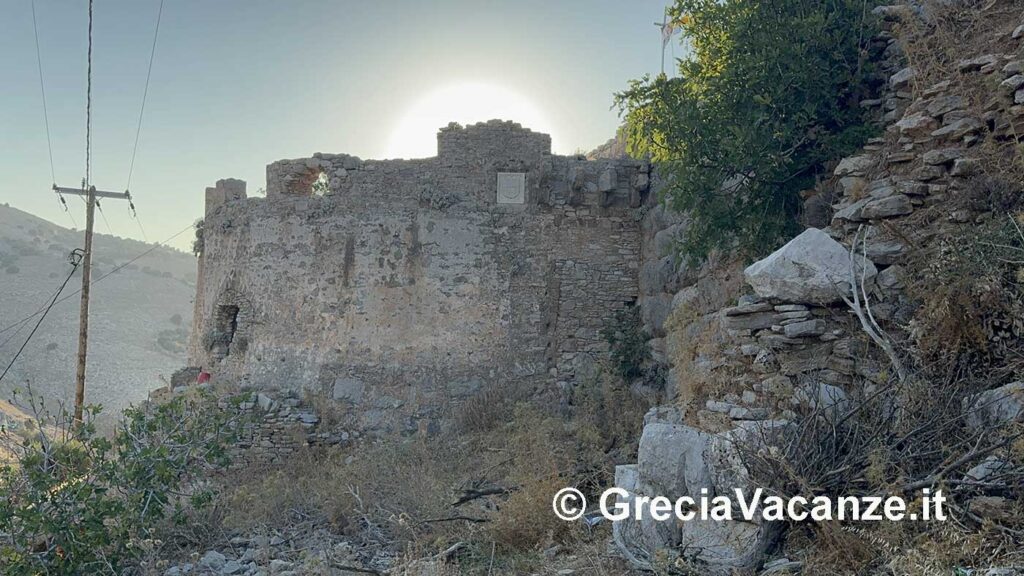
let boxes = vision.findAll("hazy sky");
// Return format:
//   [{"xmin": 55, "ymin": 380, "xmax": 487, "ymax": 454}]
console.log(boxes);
[{"xmin": 2, "ymin": 0, "xmax": 674, "ymax": 251}]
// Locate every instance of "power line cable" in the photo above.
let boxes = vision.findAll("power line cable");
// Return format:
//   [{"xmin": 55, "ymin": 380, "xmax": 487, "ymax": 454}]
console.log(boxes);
[
  {"xmin": 31, "ymin": 0, "xmax": 56, "ymax": 186},
  {"xmin": 0, "ymin": 222, "xmax": 195, "ymax": 339},
  {"xmin": 126, "ymin": 0, "xmax": 163, "ymax": 193},
  {"xmin": 124, "ymin": 0, "xmax": 165, "ymax": 245},
  {"xmin": 0, "ymin": 265, "xmax": 78, "ymax": 351},
  {"xmin": 85, "ymin": 0, "xmax": 93, "ymax": 188},
  {"xmin": 96, "ymin": 200, "xmax": 115, "ymax": 234},
  {"xmin": 0, "ymin": 252, "xmax": 82, "ymax": 385},
  {"xmin": 32, "ymin": 0, "xmax": 78, "ymax": 230}
]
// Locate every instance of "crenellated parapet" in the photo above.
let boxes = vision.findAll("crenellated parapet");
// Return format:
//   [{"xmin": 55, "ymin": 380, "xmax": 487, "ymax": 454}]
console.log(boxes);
[
  {"xmin": 204, "ymin": 178, "xmax": 247, "ymax": 213},
  {"xmin": 436, "ymin": 119, "xmax": 551, "ymax": 165},
  {"xmin": 254, "ymin": 120, "xmax": 649, "ymax": 213}
]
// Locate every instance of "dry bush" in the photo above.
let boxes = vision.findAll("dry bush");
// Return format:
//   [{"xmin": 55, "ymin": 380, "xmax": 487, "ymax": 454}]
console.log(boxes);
[
  {"xmin": 453, "ymin": 381, "xmax": 530, "ymax": 434},
  {"xmin": 663, "ymin": 258, "xmax": 747, "ymax": 417},
  {"xmin": 219, "ymin": 394, "xmax": 648, "ymax": 571},
  {"xmin": 484, "ymin": 405, "xmax": 585, "ymax": 551},
  {"xmin": 904, "ymin": 212, "xmax": 1024, "ymax": 380},
  {"xmin": 572, "ymin": 367, "xmax": 655, "ymax": 483},
  {"xmin": 223, "ymin": 438, "xmax": 475, "ymax": 545}
]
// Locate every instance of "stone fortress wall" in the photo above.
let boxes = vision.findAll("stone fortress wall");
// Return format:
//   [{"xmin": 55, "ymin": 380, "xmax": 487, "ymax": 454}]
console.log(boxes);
[{"xmin": 189, "ymin": 120, "xmax": 651, "ymax": 434}]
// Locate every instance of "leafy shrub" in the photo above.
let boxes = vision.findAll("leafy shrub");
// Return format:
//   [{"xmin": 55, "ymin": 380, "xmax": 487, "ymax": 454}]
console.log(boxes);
[
  {"xmin": 616, "ymin": 0, "xmax": 880, "ymax": 260},
  {"xmin": 0, "ymin": 391, "xmax": 236, "ymax": 575},
  {"xmin": 191, "ymin": 218, "xmax": 204, "ymax": 257},
  {"xmin": 600, "ymin": 306, "xmax": 650, "ymax": 381},
  {"xmin": 156, "ymin": 328, "xmax": 188, "ymax": 354}
]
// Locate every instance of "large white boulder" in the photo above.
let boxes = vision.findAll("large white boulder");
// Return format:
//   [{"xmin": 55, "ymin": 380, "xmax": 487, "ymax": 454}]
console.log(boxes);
[
  {"xmin": 744, "ymin": 228, "xmax": 877, "ymax": 304},
  {"xmin": 613, "ymin": 417, "xmax": 787, "ymax": 574}
]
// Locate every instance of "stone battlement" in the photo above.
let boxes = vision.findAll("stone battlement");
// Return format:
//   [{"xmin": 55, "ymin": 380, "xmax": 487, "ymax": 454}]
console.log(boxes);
[{"xmin": 203, "ymin": 120, "xmax": 647, "ymax": 213}]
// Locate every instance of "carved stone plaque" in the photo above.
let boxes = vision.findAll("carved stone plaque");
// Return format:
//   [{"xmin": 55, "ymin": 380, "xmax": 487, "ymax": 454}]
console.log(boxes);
[{"xmin": 496, "ymin": 172, "xmax": 526, "ymax": 204}]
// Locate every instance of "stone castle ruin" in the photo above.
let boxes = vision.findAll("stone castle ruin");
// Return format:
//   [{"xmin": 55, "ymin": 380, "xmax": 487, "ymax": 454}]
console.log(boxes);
[{"xmin": 189, "ymin": 120, "xmax": 654, "ymax": 433}]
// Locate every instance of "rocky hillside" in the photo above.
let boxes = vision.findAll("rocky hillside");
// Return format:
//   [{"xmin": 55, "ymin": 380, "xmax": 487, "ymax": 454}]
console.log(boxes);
[
  {"xmin": 618, "ymin": 2, "xmax": 1024, "ymax": 574},
  {"xmin": 0, "ymin": 204, "xmax": 196, "ymax": 425}
]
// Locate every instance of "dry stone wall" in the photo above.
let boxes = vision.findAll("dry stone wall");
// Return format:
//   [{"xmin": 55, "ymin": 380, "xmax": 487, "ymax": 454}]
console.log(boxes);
[{"xmin": 190, "ymin": 121, "xmax": 649, "ymax": 436}]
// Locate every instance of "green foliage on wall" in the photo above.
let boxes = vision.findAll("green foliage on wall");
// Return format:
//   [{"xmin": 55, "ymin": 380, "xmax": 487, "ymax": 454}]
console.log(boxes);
[
  {"xmin": 601, "ymin": 306, "xmax": 651, "ymax": 381},
  {"xmin": 616, "ymin": 0, "xmax": 880, "ymax": 260}
]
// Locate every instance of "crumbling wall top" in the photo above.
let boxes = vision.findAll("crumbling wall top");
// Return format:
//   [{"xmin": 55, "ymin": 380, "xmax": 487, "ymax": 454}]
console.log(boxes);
[
  {"xmin": 436, "ymin": 119, "xmax": 551, "ymax": 163},
  {"xmin": 205, "ymin": 178, "xmax": 246, "ymax": 214}
]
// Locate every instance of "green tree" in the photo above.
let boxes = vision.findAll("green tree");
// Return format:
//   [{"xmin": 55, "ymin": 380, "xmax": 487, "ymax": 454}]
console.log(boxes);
[{"xmin": 617, "ymin": 0, "xmax": 880, "ymax": 261}]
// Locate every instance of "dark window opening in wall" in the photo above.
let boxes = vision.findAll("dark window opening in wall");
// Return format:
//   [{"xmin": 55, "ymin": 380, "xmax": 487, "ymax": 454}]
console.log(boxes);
[
  {"xmin": 311, "ymin": 171, "xmax": 329, "ymax": 196},
  {"xmin": 215, "ymin": 304, "xmax": 239, "ymax": 356}
]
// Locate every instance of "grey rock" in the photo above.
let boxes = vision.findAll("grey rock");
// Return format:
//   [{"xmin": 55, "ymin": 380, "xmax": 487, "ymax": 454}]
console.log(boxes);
[
  {"xmin": 932, "ymin": 117, "xmax": 983, "ymax": 140},
  {"xmin": 926, "ymin": 94, "xmax": 965, "ymax": 117},
  {"xmin": 256, "ymin": 393, "xmax": 276, "ymax": 412},
  {"xmin": 875, "ymin": 265, "xmax": 903, "ymax": 291},
  {"xmin": 889, "ymin": 66, "xmax": 917, "ymax": 89},
  {"xmin": 729, "ymin": 406, "xmax": 769, "ymax": 420},
  {"xmin": 833, "ymin": 155, "xmax": 875, "ymax": 177},
  {"xmin": 1002, "ymin": 74, "xmax": 1024, "ymax": 92},
  {"xmin": 722, "ymin": 311, "xmax": 782, "ymax": 332},
  {"xmin": 332, "ymin": 377, "xmax": 365, "ymax": 403},
  {"xmin": 865, "ymin": 238, "xmax": 906, "ymax": 266},
  {"xmin": 796, "ymin": 383, "xmax": 849, "ymax": 421},
  {"xmin": 833, "ymin": 198, "xmax": 871, "ymax": 222},
  {"xmin": 950, "ymin": 158, "xmax": 981, "ymax": 177},
  {"xmin": 707, "ymin": 400, "xmax": 737, "ymax": 414},
  {"xmin": 641, "ymin": 293, "xmax": 674, "ymax": 337},
  {"xmin": 958, "ymin": 54, "xmax": 999, "ymax": 73},
  {"xmin": 744, "ymin": 228, "xmax": 877, "ymax": 304},
  {"xmin": 922, "ymin": 148, "xmax": 964, "ymax": 165},
  {"xmin": 984, "ymin": 568, "xmax": 1022, "ymax": 576},
  {"xmin": 895, "ymin": 180, "xmax": 928, "ymax": 196},
  {"xmin": 200, "ymin": 551, "xmax": 227, "ymax": 571},
  {"xmin": 965, "ymin": 381, "xmax": 1024, "ymax": 430},
  {"xmin": 783, "ymin": 319, "xmax": 826, "ymax": 338},
  {"xmin": 860, "ymin": 194, "xmax": 913, "ymax": 219},
  {"xmin": 965, "ymin": 456, "xmax": 1009, "ymax": 482},
  {"xmin": 723, "ymin": 302, "xmax": 774, "ymax": 316},
  {"xmin": 896, "ymin": 113, "xmax": 937, "ymax": 136},
  {"xmin": 672, "ymin": 285, "xmax": 700, "ymax": 312},
  {"xmin": 637, "ymin": 422, "xmax": 712, "ymax": 500},
  {"xmin": 616, "ymin": 421, "xmax": 784, "ymax": 573},
  {"xmin": 598, "ymin": 166, "xmax": 617, "ymax": 193},
  {"xmin": 268, "ymin": 559, "xmax": 292, "ymax": 574}
]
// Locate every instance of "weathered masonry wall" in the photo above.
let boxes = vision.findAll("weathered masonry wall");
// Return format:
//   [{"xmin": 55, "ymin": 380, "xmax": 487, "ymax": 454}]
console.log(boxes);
[{"xmin": 190, "ymin": 121, "xmax": 649, "ymax": 434}]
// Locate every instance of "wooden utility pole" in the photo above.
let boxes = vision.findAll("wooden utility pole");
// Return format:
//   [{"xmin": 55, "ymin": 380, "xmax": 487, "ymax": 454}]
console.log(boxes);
[{"xmin": 54, "ymin": 184, "xmax": 133, "ymax": 428}]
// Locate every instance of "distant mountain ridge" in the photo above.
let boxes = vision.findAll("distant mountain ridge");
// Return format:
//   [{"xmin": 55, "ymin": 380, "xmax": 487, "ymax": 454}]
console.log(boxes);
[{"xmin": 0, "ymin": 203, "xmax": 196, "ymax": 426}]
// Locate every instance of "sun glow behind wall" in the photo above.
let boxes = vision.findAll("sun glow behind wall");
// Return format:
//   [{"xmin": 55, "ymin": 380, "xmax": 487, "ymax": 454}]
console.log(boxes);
[{"xmin": 384, "ymin": 82, "xmax": 559, "ymax": 159}]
